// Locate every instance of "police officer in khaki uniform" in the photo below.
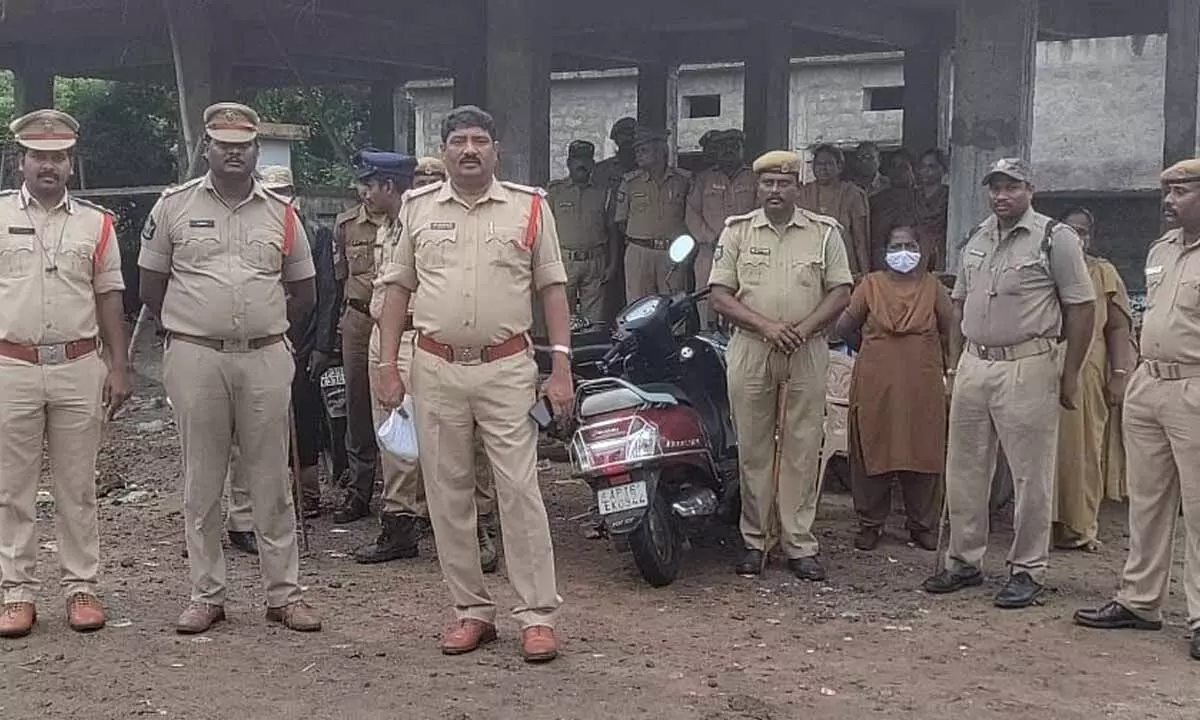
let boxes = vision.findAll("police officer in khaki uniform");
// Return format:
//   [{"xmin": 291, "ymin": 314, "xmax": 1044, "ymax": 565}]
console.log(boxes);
[
  {"xmin": 547, "ymin": 140, "xmax": 609, "ymax": 325},
  {"xmin": 614, "ymin": 126, "xmax": 692, "ymax": 301},
  {"xmin": 1074, "ymin": 158, "xmax": 1200, "ymax": 660},
  {"xmin": 687, "ymin": 129, "xmax": 756, "ymax": 327},
  {"xmin": 709, "ymin": 150, "xmax": 853, "ymax": 581},
  {"xmin": 375, "ymin": 105, "xmax": 571, "ymax": 663},
  {"xmin": 593, "ymin": 118, "xmax": 638, "ymax": 322},
  {"xmin": 357, "ymin": 153, "xmax": 500, "ymax": 570},
  {"xmin": 0, "ymin": 110, "xmax": 132, "ymax": 639},
  {"xmin": 332, "ymin": 150, "xmax": 388, "ymax": 523},
  {"xmin": 923, "ymin": 158, "xmax": 1095, "ymax": 608},
  {"xmin": 139, "ymin": 102, "xmax": 322, "ymax": 634}
]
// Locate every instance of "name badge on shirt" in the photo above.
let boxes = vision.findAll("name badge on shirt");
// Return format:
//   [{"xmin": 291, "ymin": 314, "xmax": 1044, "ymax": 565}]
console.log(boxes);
[
  {"xmin": 632, "ymin": 192, "xmax": 648, "ymax": 198},
  {"xmin": 7, "ymin": 226, "xmax": 35, "ymax": 235},
  {"xmin": 188, "ymin": 219, "xmax": 216, "ymax": 228},
  {"xmin": 749, "ymin": 246, "xmax": 771, "ymax": 256},
  {"xmin": 430, "ymin": 222, "xmax": 455, "ymax": 231},
  {"xmin": 558, "ymin": 202, "xmax": 575, "ymax": 209},
  {"xmin": 967, "ymin": 248, "xmax": 986, "ymax": 258},
  {"xmin": 1146, "ymin": 266, "xmax": 1163, "ymax": 277},
  {"xmin": 710, "ymin": 184, "xmax": 727, "ymax": 191}
]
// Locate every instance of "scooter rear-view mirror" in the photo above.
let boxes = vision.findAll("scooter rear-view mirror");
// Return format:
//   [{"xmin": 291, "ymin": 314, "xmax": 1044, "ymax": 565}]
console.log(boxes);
[{"xmin": 668, "ymin": 234, "xmax": 696, "ymax": 264}]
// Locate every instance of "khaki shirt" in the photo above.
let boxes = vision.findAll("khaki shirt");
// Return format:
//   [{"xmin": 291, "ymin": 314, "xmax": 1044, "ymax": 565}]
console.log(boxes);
[
  {"xmin": 335, "ymin": 204, "xmax": 384, "ymax": 302},
  {"xmin": 0, "ymin": 186, "xmax": 124, "ymax": 345},
  {"xmin": 614, "ymin": 167, "xmax": 691, "ymax": 240},
  {"xmin": 1141, "ymin": 229, "xmax": 1200, "ymax": 364},
  {"xmin": 138, "ymin": 174, "xmax": 316, "ymax": 340},
  {"xmin": 686, "ymin": 167, "xmax": 758, "ymax": 247},
  {"xmin": 546, "ymin": 178, "xmax": 607, "ymax": 252},
  {"xmin": 378, "ymin": 179, "xmax": 568, "ymax": 347},
  {"xmin": 951, "ymin": 208, "xmax": 1094, "ymax": 347},
  {"xmin": 709, "ymin": 207, "xmax": 853, "ymax": 326},
  {"xmin": 369, "ymin": 217, "xmax": 401, "ymax": 320}
]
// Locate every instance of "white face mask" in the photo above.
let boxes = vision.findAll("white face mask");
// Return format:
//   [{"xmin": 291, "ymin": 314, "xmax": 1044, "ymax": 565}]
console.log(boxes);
[{"xmin": 885, "ymin": 249, "xmax": 922, "ymax": 274}]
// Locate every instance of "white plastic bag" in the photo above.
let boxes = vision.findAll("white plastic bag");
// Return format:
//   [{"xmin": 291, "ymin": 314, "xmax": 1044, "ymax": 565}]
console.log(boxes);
[{"xmin": 376, "ymin": 395, "xmax": 419, "ymax": 468}]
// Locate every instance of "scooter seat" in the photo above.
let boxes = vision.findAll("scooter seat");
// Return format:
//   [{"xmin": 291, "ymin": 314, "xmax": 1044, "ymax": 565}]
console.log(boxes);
[{"xmin": 640, "ymin": 382, "xmax": 690, "ymax": 405}]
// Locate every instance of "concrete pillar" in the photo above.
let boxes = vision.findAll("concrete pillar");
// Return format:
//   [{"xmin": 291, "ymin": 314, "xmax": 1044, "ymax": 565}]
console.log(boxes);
[
  {"xmin": 902, "ymin": 46, "xmax": 942, "ymax": 153},
  {"xmin": 13, "ymin": 66, "xmax": 54, "ymax": 114},
  {"xmin": 166, "ymin": 0, "xmax": 234, "ymax": 177},
  {"xmin": 454, "ymin": 18, "xmax": 489, "ymax": 109},
  {"xmin": 743, "ymin": 20, "xmax": 791, "ymax": 159},
  {"xmin": 945, "ymin": 0, "xmax": 1036, "ymax": 273},
  {"xmin": 369, "ymin": 82, "xmax": 397, "ymax": 150},
  {"xmin": 637, "ymin": 62, "xmax": 670, "ymax": 129},
  {"xmin": 485, "ymin": 0, "xmax": 551, "ymax": 185},
  {"xmin": 1163, "ymin": 0, "xmax": 1200, "ymax": 167}
]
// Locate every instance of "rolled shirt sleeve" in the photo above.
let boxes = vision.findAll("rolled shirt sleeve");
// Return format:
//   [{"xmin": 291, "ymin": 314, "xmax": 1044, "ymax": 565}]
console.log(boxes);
[
  {"xmin": 282, "ymin": 213, "xmax": 316, "ymax": 282},
  {"xmin": 708, "ymin": 225, "xmax": 741, "ymax": 290},
  {"xmin": 377, "ymin": 204, "xmax": 418, "ymax": 292},
  {"xmin": 136, "ymin": 199, "xmax": 172, "ymax": 274},
  {"xmin": 1049, "ymin": 225, "xmax": 1096, "ymax": 305},
  {"xmin": 93, "ymin": 216, "xmax": 125, "ymax": 294},
  {"xmin": 821, "ymin": 224, "xmax": 854, "ymax": 289},
  {"xmin": 531, "ymin": 195, "xmax": 569, "ymax": 290}
]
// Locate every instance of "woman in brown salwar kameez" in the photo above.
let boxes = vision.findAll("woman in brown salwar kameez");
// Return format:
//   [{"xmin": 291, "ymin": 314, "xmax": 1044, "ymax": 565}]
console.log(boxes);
[
  {"xmin": 1053, "ymin": 207, "xmax": 1135, "ymax": 551},
  {"xmin": 834, "ymin": 224, "xmax": 958, "ymax": 551}
]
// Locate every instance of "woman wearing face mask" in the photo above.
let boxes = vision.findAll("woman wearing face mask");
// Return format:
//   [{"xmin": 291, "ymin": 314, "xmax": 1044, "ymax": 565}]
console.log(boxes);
[{"xmin": 834, "ymin": 223, "xmax": 959, "ymax": 551}]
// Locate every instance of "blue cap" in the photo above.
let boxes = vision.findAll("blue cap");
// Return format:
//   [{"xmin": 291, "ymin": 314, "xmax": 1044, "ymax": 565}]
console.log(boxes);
[{"xmin": 353, "ymin": 150, "xmax": 417, "ymax": 182}]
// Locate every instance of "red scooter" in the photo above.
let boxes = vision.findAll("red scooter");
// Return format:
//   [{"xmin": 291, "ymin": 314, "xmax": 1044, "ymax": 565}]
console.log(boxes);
[{"xmin": 569, "ymin": 236, "xmax": 738, "ymax": 586}]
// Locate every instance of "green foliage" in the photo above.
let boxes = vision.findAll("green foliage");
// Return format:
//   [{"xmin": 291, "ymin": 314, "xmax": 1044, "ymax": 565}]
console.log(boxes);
[{"xmin": 245, "ymin": 85, "xmax": 373, "ymax": 189}]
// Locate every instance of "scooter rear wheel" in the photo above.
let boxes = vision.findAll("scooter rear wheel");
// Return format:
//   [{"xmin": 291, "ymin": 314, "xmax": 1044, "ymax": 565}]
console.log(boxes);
[{"xmin": 629, "ymin": 488, "xmax": 681, "ymax": 587}]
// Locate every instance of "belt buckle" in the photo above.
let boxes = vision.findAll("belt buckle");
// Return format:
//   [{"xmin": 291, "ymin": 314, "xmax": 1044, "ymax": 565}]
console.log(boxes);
[
  {"xmin": 452, "ymin": 345, "xmax": 483, "ymax": 365},
  {"xmin": 36, "ymin": 344, "xmax": 67, "ymax": 365},
  {"xmin": 1162, "ymin": 362, "xmax": 1181, "ymax": 380},
  {"xmin": 221, "ymin": 338, "xmax": 252, "ymax": 353}
]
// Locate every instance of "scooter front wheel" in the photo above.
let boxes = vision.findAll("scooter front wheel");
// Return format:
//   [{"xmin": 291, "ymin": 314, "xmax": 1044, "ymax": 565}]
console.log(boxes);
[{"xmin": 629, "ymin": 487, "xmax": 681, "ymax": 587}]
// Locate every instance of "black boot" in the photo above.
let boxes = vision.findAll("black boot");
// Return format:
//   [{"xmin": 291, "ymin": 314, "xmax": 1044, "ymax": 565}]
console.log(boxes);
[
  {"xmin": 353, "ymin": 512, "xmax": 419, "ymax": 564},
  {"xmin": 227, "ymin": 530, "xmax": 258, "ymax": 555},
  {"xmin": 333, "ymin": 493, "xmax": 370, "ymax": 525},
  {"xmin": 479, "ymin": 521, "xmax": 498, "ymax": 574}
]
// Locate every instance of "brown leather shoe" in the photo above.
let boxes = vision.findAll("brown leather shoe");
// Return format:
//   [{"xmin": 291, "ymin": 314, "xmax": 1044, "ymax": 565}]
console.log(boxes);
[
  {"xmin": 67, "ymin": 594, "xmax": 106, "ymax": 632},
  {"xmin": 521, "ymin": 625, "xmax": 558, "ymax": 663},
  {"xmin": 441, "ymin": 618, "xmax": 498, "ymax": 655},
  {"xmin": 175, "ymin": 602, "xmax": 226, "ymax": 634},
  {"xmin": 0, "ymin": 602, "xmax": 36, "ymax": 638},
  {"xmin": 265, "ymin": 600, "xmax": 322, "ymax": 632}
]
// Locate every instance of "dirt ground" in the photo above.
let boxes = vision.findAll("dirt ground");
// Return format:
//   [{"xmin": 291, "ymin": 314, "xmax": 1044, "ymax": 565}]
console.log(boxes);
[{"xmin": 2, "ymin": 352, "xmax": 1198, "ymax": 720}]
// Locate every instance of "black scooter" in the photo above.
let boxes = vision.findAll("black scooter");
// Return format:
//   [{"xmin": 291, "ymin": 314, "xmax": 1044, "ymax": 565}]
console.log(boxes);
[{"xmin": 568, "ymin": 236, "xmax": 738, "ymax": 586}]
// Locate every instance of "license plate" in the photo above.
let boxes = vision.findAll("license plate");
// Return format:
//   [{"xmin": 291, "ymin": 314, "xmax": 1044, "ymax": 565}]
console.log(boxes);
[
  {"xmin": 320, "ymin": 366, "xmax": 345, "ymax": 388},
  {"xmin": 596, "ymin": 480, "xmax": 649, "ymax": 515}
]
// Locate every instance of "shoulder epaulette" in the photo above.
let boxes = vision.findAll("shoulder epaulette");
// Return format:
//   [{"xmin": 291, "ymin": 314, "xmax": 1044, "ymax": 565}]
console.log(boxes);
[
  {"xmin": 546, "ymin": 178, "xmax": 569, "ymax": 190},
  {"xmin": 959, "ymin": 221, "xmax": 987, "ymax": 250},
  {"xmin": 723, "ymin": 211, "xmax": 755, "ymax": 227},
  {"xmin": 672, "ymin": 167, "xmax": 693, "ymax": 179},
  {"xmin": 621, "ymin": 169, "xmax": 643, "ymax": 181},
  {"xmin": 0, "ymin": 189, "xmax": 17, "ymax": 200},
  {"xmin": 406, "ymin": 181, "xmax": 443, "ymax": 200},
  {"xmin": 261, "ymin": 186, "xmax": 294, "ymax": 205},
  {"xmin": 799, "ymin": 208, "xmax": 841, "ymax": 229},
  {"xmin": 160, "ymin": 177, "xmax": 203, "ymax": 198},
  {"xmin": 73, "ymin": 197, "xmax": 115, "ymax": 216},
  {"xmin": 335, "ymin": 206, "xmax": 359, "ymax": 225},
  {"xmin": 499, "ymin": 180, "xmax": 546, "ymax": 197}
]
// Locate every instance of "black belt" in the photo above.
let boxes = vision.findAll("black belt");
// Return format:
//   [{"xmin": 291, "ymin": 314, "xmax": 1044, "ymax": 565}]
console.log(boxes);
[
  {"xmin": 347, "ymin": 298, "xmax": 371, "ymax": 316},
  {"xmin": 626, "ymin": 237, "xmax": 670, "ymax": 251},
  {"xmin": 562, "ymin": 248, "xmax": 601, "ymax": 261}
]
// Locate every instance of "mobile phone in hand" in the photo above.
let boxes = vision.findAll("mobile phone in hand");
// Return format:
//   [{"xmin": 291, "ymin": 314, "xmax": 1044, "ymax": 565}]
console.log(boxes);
[{"xmin": 529, "ymin": 396, "xmax": 554, "ymax": 431}]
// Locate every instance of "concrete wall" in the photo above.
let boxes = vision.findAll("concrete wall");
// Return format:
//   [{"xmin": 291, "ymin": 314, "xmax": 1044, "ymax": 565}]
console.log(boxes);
[{"xmin": 408, "ymin": 35, "xmax": 1176, "ymax": 194}]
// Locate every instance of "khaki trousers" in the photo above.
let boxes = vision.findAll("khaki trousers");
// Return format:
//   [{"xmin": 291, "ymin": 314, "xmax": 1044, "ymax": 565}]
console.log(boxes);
[
  {"xmin": 0, "ymin": 353, "xmax": 106, "ymax": 604},
  {"xmin": 727, "ymin": 332, "xmax": 827, "ymax": 558},
  {"xmin": 224, "ymin": 449, "xmax": 254, "ymax": 532},
  {"xmin": 341, "ymin": 306, "xmax": 378, "ymax": 502},
  {"xmin": 410, "ymin": 347, "xmax": 560, "ymax": 628},
  {"xmin": 564, "ymin": 255, "xmax": 607, "ymax": 326},
  {"xmin": 624, "ymin": 242, "xmax": 683, "ymax": 303},
  {"xmin": 944, "ymin": 349, "xmax": 1060, "ymax": 582},
  {"xmin": 369, "ymin": 327, "xmax": 496, "ymax": 517},
  {"xmin": 1115, "ymin": 366, "xmax": 1200, "ymax": 629},
  {"xmin": 164, "ymin": 340, "xmax": 302, "ymax": 608}
]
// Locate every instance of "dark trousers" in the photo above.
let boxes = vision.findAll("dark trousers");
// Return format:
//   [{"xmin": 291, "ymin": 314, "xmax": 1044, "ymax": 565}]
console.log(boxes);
[
  {"xmin": 340, "ymin": 306, "xmax": 378, "ymax": 501},
  {"xmin": 848, "ymin": 422, "xmax": 942, "ymax": 533},
  {"xmin": 291, "ymin": 350, "xmax": 321, "ymax": 469}
]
